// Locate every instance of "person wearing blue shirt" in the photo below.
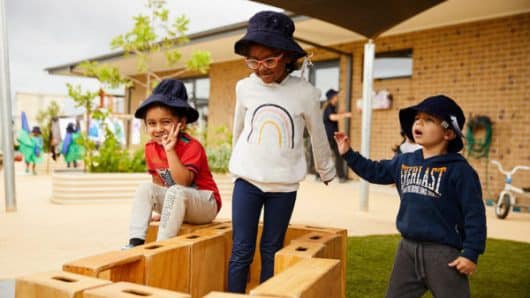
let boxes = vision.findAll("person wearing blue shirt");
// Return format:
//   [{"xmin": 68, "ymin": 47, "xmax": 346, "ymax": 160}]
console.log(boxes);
[{"xmin": 335, "ymin": 95, "xmax": 486, "ymax": 298}]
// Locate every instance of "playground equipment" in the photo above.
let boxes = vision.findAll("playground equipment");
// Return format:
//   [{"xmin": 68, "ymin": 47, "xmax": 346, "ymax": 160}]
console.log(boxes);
[{"xmin": 491, "ymin": 160, "xmax": 530, "ymax": 219}]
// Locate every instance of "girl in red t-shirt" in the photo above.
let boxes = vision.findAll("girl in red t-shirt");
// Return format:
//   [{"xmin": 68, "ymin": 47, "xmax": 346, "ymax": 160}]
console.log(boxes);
[{"xmin": 124, "ymin": 79, "xmax": 221, "ymax": 249}]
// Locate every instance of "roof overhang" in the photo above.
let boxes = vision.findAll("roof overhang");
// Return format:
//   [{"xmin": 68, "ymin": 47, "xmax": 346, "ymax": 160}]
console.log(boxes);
[{"xmin": 46, "ymin": 0, "xmax": 530, "ymax": 78}]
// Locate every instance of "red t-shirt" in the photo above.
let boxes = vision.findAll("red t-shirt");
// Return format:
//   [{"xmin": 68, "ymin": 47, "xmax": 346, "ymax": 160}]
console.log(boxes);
[{"xmin": 144, "ymin": 133, "xmax": 221, "ymax": 211}]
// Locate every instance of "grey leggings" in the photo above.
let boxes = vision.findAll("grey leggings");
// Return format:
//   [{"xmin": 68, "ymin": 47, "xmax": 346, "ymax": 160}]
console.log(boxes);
[
  {"xmin": 386, "ymin": 238, "xmax": 470, "ymax": 298},
  {"xmin": 128, "ymin": 182, "xmax": 218, "ymax": 241}
]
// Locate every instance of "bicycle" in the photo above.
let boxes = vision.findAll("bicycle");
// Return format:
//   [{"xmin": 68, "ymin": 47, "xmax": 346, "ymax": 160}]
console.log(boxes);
[{"xmin": 491, "ymin": 160, "xmax": 530, "ymax": 219}]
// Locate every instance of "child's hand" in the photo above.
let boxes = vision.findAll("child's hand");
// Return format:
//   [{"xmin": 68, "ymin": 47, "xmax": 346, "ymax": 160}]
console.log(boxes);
[
  {"xmin": 448, "ymin": 256, "xmax": 476, "ymax": 276},
  {"xmin": 334, "ymin": 132, "xmax": 351, "ymax": 155},
  {"xmin": 162, "ymin": 122, "xmax": 181, "ymax": 152}
]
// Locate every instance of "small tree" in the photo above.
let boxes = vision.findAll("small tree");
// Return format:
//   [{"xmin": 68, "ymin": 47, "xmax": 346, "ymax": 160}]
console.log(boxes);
[
  {"xmin": 78, "ymin": 0, "xmax": 211, "ymax": 94},
  {"xmin": 64, "ymin": 0, "xmax": 211, "ymax": 172}
]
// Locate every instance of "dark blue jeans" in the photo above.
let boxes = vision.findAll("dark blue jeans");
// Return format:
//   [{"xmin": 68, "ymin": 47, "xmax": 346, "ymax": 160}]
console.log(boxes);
[{"xmin": 228, "ymin": 178, "xmax": 297, "ymax": 293}]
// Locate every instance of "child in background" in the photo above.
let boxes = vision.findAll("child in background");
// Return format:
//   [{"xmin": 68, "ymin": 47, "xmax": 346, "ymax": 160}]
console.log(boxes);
[
  {"xmin": 62, "ymin": 123, "xmax": 83, "ymax": 168},
  {"xmin": 335, "ymin": 95, "xmax": 486, "ymax": 297},
  {"xmin": 124, "ymin": 79, "xmax": 221, "ymax": 248},
  {"xmin": 228, "ymin": 11, "xmax": 335, "ymax": 292},
  {"xmin": 17, "ymin": 126, "xmax": 43, "ymax": 175}
]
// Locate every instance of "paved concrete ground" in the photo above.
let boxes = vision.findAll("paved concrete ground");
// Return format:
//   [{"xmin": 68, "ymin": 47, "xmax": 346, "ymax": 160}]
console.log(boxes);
[{"xmin": 1, "ymin": 163, "xmax": 529, "ymax": 283}]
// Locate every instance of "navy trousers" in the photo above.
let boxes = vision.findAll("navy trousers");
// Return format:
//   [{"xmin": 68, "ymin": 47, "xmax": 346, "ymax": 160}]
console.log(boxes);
[{"xmin": 227, "ymin": 178, "xmax": 297, "ymax": 293}]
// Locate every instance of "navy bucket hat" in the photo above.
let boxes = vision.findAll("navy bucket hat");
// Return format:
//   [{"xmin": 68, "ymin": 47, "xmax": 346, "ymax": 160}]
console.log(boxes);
[
  {"xmin": 399, "ymin": 95, "xmax": 466, "ymax": 153},
  {"xmin": 235, "ymin": 11, "xmax": 306, "ymax": 59},
  {"xmin": 134, "ymin": 79, "xmax": 199, "ymax": 123},
  {"xmin": 326, "ymin": 89, "xmax": 339, "ymax": 101}
]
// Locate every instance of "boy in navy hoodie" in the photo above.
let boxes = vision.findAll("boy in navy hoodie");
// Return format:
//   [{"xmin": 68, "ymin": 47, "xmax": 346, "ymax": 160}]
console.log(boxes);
[{"xmin": 335, "ymin": 95, "xmax": 486, "ymax": 298}]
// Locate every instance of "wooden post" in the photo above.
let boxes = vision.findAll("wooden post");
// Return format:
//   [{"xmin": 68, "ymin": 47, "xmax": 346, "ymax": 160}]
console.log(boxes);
[
  {"xmin": 15, "ymin": 270, "xmax": 111, "ymax": 298},
  {"xmin": 250, "ymin": 258, "xmax": 341, "ymax": 298},
  {"xmin": 83, "ymin": 281, "xmax": 190, "ymax": 298}
]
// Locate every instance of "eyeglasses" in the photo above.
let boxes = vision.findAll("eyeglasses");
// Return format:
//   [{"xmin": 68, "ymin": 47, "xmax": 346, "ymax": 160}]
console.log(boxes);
[{"xmin": 245, "ymin": 54, "xmax": 283, "ymax": 70}]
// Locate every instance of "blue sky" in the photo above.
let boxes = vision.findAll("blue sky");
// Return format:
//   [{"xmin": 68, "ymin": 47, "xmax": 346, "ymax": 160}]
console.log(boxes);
[{"xmin": 5, "ymin": 0, "xmax": 279, "ymax": 96}]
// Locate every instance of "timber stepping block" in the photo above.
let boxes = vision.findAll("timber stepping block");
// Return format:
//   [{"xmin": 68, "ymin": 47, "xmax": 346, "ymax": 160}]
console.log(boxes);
[
  {"xmin": 273, "ymin": 242, "xmax": 326, "ymax": 274},
  {"xmin": 145, "ymin": 219, "xmax": 231, "ymax": 243},
  {"xmin": 195, "ymin": 223, "xmax": 233, "ymax": 291},
  {"xmin": 290, "ymin": 232, "xmax": 345, "ymax": 298},
  {"xmin": 83, "ymin": 282, "xmax": 190, "ymax": 298},
  {"xmin": 250, "ymin": 258, "xmax": 341, "ymax": 298},
  {"xmin": 159, "ymin": 232, "xmax": 225, "ymax": 298},
  {"xmin": 63, "ymin": 250, "xmax": 145, "ymax": 283},
  {"xmin": 128, "ymin": 241, "xmax": 191, "ymax": 292},
  {"xmin": 285, "ymin": 224, "xmax": 347, "ymax": 298},
  {"xmin": 15, "ymin": 270, "xmax": 111, "ymax": 298}
]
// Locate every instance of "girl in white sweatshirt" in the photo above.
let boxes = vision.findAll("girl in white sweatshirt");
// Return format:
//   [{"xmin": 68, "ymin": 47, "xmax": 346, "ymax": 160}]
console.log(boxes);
[{"xmin": 227, "ymin": 10, "xmax": 335, "ymax": 293}]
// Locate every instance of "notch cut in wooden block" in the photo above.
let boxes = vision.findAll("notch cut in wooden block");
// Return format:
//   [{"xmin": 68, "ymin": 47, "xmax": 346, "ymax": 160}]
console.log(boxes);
[
  {"xmin": 62, "ymin": 250, "xmax": 145, "ymax": 284},
  {"xmin": 83, "ymin": 281, "xmax": 190, "ymax": 298},
  {"xmin": 250, "ymin": 258, "xmax": 341, "ymax": 298},
  {"xmin": 15, "ymin": 270, "xmax": 111, "ymax": 298},
  {"xmin": 273, "ymin": 242, "xmax": 325, "ymax": 274}
]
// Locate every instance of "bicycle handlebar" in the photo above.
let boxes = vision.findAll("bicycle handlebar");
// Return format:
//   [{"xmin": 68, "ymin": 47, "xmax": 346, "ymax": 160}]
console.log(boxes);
[{"xmin": 491, "ymin": 160, "xmax": 530, "ymax": 176}]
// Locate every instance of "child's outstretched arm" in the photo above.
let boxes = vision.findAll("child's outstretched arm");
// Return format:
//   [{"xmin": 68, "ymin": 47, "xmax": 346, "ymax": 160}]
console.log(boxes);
[
  {"xmin": 334, "ymin": 132, "xmax": 396, "ymax": 185},
  {"xmin": 163, "ymin": 123, "xmax": 195, "ymax": 186}
]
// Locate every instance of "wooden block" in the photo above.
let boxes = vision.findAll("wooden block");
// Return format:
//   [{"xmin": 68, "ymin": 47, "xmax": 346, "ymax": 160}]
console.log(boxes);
[
  {"xmin": 145, "ymin": 219, "xmax": 231, "ymax": 243},
  {"xmin": 285, "ymin": 224, "xmax": 347, "ymax": 298},
  {"xmin": 63, "ymin": 250, "xmax": 145, "ymax": 284},
  {"xmin": 15, "ymin": 270, "xmax": 111, "ymax": 298},
  {"xmin": 273, "ymin": 242, "xmax": 325, "ymax": 274},
  {"xmin": 83, "ymin": 282, "xmax": 190, "ymax": 298},
  {"xmin": 250, "ymin": 258, "xmax": 341, "ymax": 298},
  {"xmin": 160, "ymin": 232, "xmax": 226, "ymax": 298},
  {"xmin": 129, "ymin": 241, "xmax": 191, "ymax": 292},
  {"xmin": 194, "ymin": 223, "xmax": 233, "ymax": 291},
  {"xmin": 290, "ymin": 232, "xmax": 345, "ymax": 298}
]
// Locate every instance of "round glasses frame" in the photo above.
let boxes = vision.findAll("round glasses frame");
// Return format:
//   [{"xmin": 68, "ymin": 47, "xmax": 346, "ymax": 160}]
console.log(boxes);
[{"xmin": 245, "ymin": 54, "xmax": 283, "ymax": 70}]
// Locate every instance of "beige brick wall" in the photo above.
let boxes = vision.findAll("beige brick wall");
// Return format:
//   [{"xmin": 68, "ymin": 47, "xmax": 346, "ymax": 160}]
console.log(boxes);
[{"xmin": 346, "ymin": 13, "xmax": 530, "ymax": 199}]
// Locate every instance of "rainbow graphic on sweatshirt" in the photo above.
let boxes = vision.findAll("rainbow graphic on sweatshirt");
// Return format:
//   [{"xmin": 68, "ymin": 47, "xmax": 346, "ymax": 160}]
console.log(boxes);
[{"xmin": 247, "ymin": 104, "xmax": 295, "ymax": 149}]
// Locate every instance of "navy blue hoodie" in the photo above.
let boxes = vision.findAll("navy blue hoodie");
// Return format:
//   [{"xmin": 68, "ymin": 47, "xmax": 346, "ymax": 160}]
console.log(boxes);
[{"xmin": 343, "ymin": 149, "xmax": 486, "ymax": 263}]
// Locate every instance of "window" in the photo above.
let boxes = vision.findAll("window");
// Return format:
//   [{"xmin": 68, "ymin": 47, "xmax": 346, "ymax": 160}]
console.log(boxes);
[
  {"xmin": 372, "ymin": 49, "xmax": 413, "ymax": 80},
  {"xmin": 292, "ymin": 59, "xmax": 340, "ymax": 101},
  {"xmin": 182, "ymin": 77, "xmax": 210, "ymax": 130}
]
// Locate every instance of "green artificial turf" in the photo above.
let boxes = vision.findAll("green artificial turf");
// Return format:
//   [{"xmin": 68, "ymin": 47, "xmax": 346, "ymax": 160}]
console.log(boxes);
[{"xmin": 346, "ymin": 235, "xmax": 530, "ymax": 297}]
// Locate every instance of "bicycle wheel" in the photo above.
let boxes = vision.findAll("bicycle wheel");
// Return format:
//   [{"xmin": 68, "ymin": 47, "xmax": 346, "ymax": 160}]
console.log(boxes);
[{"xmin": 495, "ymin": 193, "xmax": 511, "ymax": 219}]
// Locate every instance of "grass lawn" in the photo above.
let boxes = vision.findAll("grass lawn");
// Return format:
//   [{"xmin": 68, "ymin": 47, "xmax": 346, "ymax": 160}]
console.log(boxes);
[{"xmin": 346, "ymin": 235, "xmax": 530, "ymax": 297}]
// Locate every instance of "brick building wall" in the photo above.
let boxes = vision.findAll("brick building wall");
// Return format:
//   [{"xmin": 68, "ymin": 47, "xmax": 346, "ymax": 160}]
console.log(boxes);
[
  {"xmin": 204, "ymin": 13, "xmax": 529, "ymax": 198},
  {"xmin": 346, "ymin": 12, "xmax": 530, "ymax": 199}
]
